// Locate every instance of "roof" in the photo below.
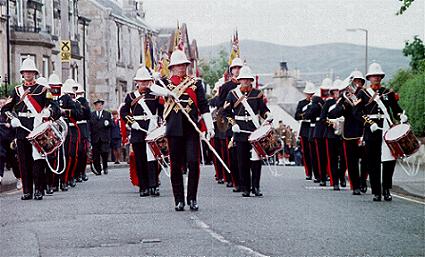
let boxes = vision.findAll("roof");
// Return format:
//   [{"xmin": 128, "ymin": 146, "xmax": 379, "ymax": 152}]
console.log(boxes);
[{"xmin": 91, "ymin": 0, "xmax": 156, "ymax": 33}]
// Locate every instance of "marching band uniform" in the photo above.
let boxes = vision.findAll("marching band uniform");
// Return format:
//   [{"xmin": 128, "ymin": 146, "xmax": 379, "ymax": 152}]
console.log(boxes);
[
  {"xmin": 1, "ymin": 59, "xmax": 61, "ymax": 200},
  {"xmin": 218, "ymin": 58, "xmax": 244, "ymax": 190},
  {"xmin": 322, "ymin": 79, "xmax": 347, "ymax": 190},
  {"xmin": 354, "ymin": 63, "xmax": 407, "ymax": 201},
  {"xmin": 209, "ymin": 94, "xmax": 227, "ymax": 184},
  {"xmin": 309, "ymin": 78, "xmax": 332, "ymax": 186},
  {"xmin": 225, "ymin": 66, "xmax": 272, "ymax": 197},
  {"xmin": 90, "ymin": 99, "xmax": 113, "ymax": 175},
  {"xmin": 295, "ymin": 93, "xmax": 313, "ymax": 180},
  {"xmin": 120, "ymin": 67, "xmax": 164, "ymax": 197},
  {"xmin": 75, "ymin": 85, "xmax": 91, "ymax": 182},
  {"xmin": 150, "ymin": 50, "xmax": 214, "ymax": 211}
]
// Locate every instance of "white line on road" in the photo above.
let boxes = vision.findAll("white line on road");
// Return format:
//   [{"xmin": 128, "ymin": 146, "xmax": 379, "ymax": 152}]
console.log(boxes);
[
  {"xmin": 392, "ymin": 193, "xmax": 425, "ymax": 205},
  {"xmin": 191, "ymin": 215, "xmax": 270, "ymax": 257}
]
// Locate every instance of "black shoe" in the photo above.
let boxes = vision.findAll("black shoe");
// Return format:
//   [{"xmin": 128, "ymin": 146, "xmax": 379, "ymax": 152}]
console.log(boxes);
[
  {"xmin": 21, "ymin": 193, "xmax": 33, "ymax": 200},
  {"xmin": 233, "ymin": 187, "xmax": 241, "ymax": 193},
  {"xmin": 333, "ymin": 185, "xmax": 340, "ymax": 191},
  {"xmin": 313, "ymin": 178, "xmax": 320, "ymax": 183},
  {"xmin": 60, "ymin": 183, "xmax": 68, "ymax": 191},
  {"xmin": 252, "ymin": 188, "xmax": 263, "ymax": 197},
  {"xmin": 150, "ymin": 188, "xmax": 160, "ymax": 197},
  {"xmin": 69, "ymin": 178, "xmax": 76, "ymax": 188},
  {"xmin": 46, "ymin": 186, "xmax": 54, "ymax": 195},
  {"xmin": 114, "ymin": 161, "xmax": 120, "ymax": 164},
  {"xmin": 76, "ymin": 176, "xmax": 83, "ymax": 183},
  {"xmin": 82, "ymin": 174, "xmax": 89, "ymax": 181},
  {"xmin": 188, "ymin": 200, "xmax": 199, "ymax": 211},
  {"xmin": 242, "ymin": 191, "xmax": 250, "ymax": 197},
  {"xmin": 226, "ymin": 182, "xmax": 233, "ymax": 188},
  {"xmin": 175, "ymin": 202, "xmax": 185, "ymax": 211},
  {"xmin": 383, "ymin": 189, "xmax": 392, "ymax": 201},
  {"xmin": 352, "ymin": 189, "xmax": 361, "ymax": 195},
  {"xmin": 217, "ymin": 179, "xmax": 224, "ymax": 184},
  {"xmin": 139, "ymin": 189, "xmax": 149, "ymax": 197},
  {"xmin": 360, "ymin": 185, "xmax": 367, "ymax": 193},
  {"xmin": 34, "ymin": 191, "xmax": 43, "ymax": 200},
  {"xmin": 319, "ymin": 181, "xmax": 326, "ymax": 187},
  {"xmin": 340, "ymin": 179, "xmax": 346, "ymax": 188},
  {"xmin": 103, "ymin": 169, "xmax": 108, "ymax": 175},
  {"xmin": 373, "ymin": 195, "xmax": 382, "ymax": 201},
  {"xmin": 306, "ymin": 176, "xmax": 312, "ymax": 180}
]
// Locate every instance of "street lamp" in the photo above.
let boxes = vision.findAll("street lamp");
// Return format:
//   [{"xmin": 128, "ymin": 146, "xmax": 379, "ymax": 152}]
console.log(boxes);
[{"xmin": 347, "ymin": 28, "xmax": 368, "ymax": 75}]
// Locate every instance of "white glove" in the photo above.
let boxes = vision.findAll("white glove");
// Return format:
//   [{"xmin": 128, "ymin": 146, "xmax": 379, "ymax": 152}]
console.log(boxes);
[
  {"xmin": 41, "ymin": 108, "xmax": 51, "ymax": 117},
  {"xmin": 232, "ymin": 124, "xmax": 241, "ymax": 133},
  {"xmin": 400, "ymin": 112, "xmax": 408, "ymax": 123},
  {"xmin": 150, "ymin": 84, "xmax": 172, "ymax": 97},
  {"xmin": 202, "ymin": 113, "xmax": 215, "ymax": 140},
  {"xmin": 370, "ymin": 123, "xmax": 381, "ymax": 132},
  {"xmin": 11, "ymin": 118, "xmax": 21, "ymax": 128},
  {"xmin": 131, "ymin": 122, "xmax": 142, "ymax": 130},
  {"xmin": 104, "ymin": 120, "xmax": 110, "ymax": 127},
  {"xmin": 265, "ymin": 112, "xmax": 274, "ymax": 122}
]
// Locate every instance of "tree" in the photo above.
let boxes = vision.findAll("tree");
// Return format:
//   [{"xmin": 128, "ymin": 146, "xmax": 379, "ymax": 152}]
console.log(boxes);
[
  {"xmin": 199, "ymin": 49, "xmax": 228, "ymax": 91},
  {"xmin": 398, "ymin": 72, "xmax": 425, "ymax": 137},
  {"xmin": 388, "ymin": 69, "xmax": 414, "ymax": 92},
  {"xmin": 403, "ymin": 36, "xmax": 425, "ymax": 72},
  {"xmin": 396, "ymin": 0, "xmax": 416, "ymax": 15}
]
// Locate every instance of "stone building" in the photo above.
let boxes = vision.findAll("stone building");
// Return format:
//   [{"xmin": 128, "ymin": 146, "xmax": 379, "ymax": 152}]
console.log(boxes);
[
  {"xmin": 5, "ymin": 0, "xmax": 87, "ymax": 87},
  {"xmin": 79, "ymin": 0, "xmax": 156, "ymax": 109},
  {"xmin": 0, "ymin": 1, "xmax": 7, "ymax": 86}
]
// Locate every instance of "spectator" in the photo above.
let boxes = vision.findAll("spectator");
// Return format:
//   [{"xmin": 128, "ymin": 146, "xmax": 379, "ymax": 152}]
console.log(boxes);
[{"xmin": 111, "ymin": 110, "xmax": 122, "ymax": 164}]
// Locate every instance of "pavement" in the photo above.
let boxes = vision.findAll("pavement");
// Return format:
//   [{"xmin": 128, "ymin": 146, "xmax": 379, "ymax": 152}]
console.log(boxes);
[{"xmin": 0, "ymin": 164, "xmax": 424, "ymax": 256}]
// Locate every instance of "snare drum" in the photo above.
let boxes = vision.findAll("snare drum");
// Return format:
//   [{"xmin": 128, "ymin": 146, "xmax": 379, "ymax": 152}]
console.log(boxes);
[
  {"xmin": 26, "ymin": 121, "xmax": 64, "ymax": 156},
  {"xmin": 384, "ymin": 124, "xmax": 420, "ymax": 159},
  {"xmin": 248, "ymin": 124, "xmax": 283, "ymax": 159},
  {"xmin": 145, "ymin": 125, "xmax": 169, "ymax": 161}
]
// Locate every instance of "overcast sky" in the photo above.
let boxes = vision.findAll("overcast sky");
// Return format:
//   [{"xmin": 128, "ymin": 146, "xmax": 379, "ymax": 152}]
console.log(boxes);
[{"xmin": 143, "ymin": 0, "xmax": 424, "ymax": 49}]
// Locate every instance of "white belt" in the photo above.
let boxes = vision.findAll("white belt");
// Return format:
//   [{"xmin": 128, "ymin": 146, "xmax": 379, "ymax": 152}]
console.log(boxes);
[
  {"xmin": 301, "ymin": 120, "xmax": 310, "ymax": 123},
  {"xmin": 76, "ymin": 120, "xmax": 87, "ymax": 124},
  {"xmin": 235, "ymin": 115, "xmax": 253, "ymax": 122},
  {"xmin": 133, "ymin": 115, "xmax": 157, "ymax": 121},
  {"xmin": 310, "ymin": 124, "xmax": 316, "ymax": 127},
  {"xmin": 367, "ymin": 114, "xmax": 384, "ymax": 119},
  {"xmin": 18, "ymin": 112, "xmax": 35, "ymax": 118},
  {"xmin": 316, "ymin": 117, "xmax": 320, "ymax": 121}
]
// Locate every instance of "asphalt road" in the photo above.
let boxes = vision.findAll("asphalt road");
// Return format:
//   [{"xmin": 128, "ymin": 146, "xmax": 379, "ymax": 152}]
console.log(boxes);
[{"xmin": 0, "ymin": 165, "xmax": 424, "ymax": 257}]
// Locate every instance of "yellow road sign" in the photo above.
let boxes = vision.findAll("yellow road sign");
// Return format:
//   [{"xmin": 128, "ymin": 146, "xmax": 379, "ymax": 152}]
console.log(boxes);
[{"xmin": 61, "ymin": 40, "xmax": 71, "ymax": 62}]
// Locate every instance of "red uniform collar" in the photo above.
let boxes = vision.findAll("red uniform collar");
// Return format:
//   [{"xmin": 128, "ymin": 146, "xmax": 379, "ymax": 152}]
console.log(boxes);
[
  {"xmin": 24, "ymin": 80, "xmax": 36, "ymax": 87},
  {"xmin": 170, "ymin": 75, "xmax": 187, "ymax": 86}
]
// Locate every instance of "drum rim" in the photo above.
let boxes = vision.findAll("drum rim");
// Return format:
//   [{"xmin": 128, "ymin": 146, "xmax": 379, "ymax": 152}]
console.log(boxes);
[{"xmin": 384, "ymin": 123, "xmax": 411, "ymax": 141}]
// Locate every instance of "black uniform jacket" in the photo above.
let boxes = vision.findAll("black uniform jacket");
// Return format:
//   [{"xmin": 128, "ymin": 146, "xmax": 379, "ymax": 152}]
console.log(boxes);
[
  {"xmin": 157, "ymin": 76, "xmax": 209, "ymax": 137},
  {"xmin": 224, "ymin": 87, "xmax": 269, "ymax": 142},
  {"xmin": 304, "ymin": 96, "xmax": 324, "ymax": 140},
  {"xmin": 294, "ymin": 99, "xmax": 311, "ymax": 138},
  {"xmin": 1, "ymin": 83, "xmax": 61, "ymax": 139},
  {"xmin": 354, "ymin": 86, "xmax": 403, "ymax": 141},
  {"xmin": 76, "ymin": 96, "xmax": 92, "ymax": 140},
  {"xmin": 120, "ymin": 89, "xmax": 164, "ymax": 143}
]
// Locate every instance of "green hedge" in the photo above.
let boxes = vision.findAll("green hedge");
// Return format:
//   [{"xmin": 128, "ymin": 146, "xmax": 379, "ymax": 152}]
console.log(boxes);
[{"xmin": 398, "ymin": 72, "xmax": 425, "ymax": 137}]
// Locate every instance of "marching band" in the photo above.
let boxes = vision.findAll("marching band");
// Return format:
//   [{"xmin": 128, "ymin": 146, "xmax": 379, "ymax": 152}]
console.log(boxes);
[{"xmin": 0, "ymin": 50, "xmax": 419, "ymax": 210}]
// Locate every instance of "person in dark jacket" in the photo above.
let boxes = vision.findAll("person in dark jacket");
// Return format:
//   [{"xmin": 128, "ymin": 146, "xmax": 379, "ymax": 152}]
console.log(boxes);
[
  {"xmin": 111, "ymin": 110, "xmax": 122, "ymax": 164},
  {"xmin": 90, "ymin": 99, "xmax": 112, "ymax": 175}
]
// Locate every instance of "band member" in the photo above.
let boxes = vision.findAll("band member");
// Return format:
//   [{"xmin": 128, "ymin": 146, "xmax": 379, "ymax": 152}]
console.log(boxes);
[
  {"xmin": 225, "ymin": 65, "xmax": 272, "ymax": 197},
  {"xmin": 322, "ymin": 79, "xmax": 347, "ymax": 190},
  {"xmin": 307, "ymin": 78, "xmax": 332, "ymax": 186},
  {"xmin": 354, "ymin": 63, "xmax": 407, "ymax": 201},
  {"xmin": 120, "ymin": 66, "xmax": 164, "ymax": 197},
  {"xmin": 150, "ymin": 50, "xmax": 214, "ymax": 211},
  {"xmin": 1, "ymin": 58, "xmax": 60, "ymax": 200},
  {"xmin": 90, "ymin": 99, "xmax": 113, "ymax": 175},
  {"xmin": 334, "ymin": 71, "xmax": 366, "ymax": 195},
  {"xmin": 294, "ymin": 82, "xmax": 313, "ymax": 180},
  {"xmin": 218, "ymin": 58, "xmax": 243, "ymax": 190},
  {"xmin": 75, "ymin": 84, "xmax": 91, "ymax": 182}
]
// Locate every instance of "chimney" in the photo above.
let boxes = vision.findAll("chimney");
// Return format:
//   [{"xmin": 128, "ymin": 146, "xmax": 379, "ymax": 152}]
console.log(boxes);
[{"xmin": 280, "ymin": 61, "xmax": 288, "ymax": 72}]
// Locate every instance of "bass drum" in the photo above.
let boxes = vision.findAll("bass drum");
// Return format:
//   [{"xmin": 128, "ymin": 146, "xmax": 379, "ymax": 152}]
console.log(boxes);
[{"xmin": 384, "ymin": 124, "xmax": 420, "ymax": 159}]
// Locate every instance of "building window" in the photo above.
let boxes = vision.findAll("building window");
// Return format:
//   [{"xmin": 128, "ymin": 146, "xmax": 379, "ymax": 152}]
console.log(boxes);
[
  {"xmin": 42, "ymin": 57, "xmax": 49, "ymax": 77},
  {"xmin": 16, "ymin": 0, "xmax": 24, "ymax": 26},
  {"xmin": 117, "ymin": 24, "xmax": 122, "ymax": 62},
  {"xmin": 69, "ymin": 0, "xmax": 75, "ymax": 40},
  {"xmin": 71, "ymin": 63, "xmax": 79, "ymax": 81}
]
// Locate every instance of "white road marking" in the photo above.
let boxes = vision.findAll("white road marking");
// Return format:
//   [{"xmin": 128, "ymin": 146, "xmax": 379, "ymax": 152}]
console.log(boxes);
[
  {"xmin": 305, "ymin": 186, "xmax": 351, "ymax": 190},
  {"xmin": 191, "ymin": 215, "xmax": 270, "ymax": 257},
  {"xmin": 392, "ymin": 193, "xmax": 425, "ymax": 205}
]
